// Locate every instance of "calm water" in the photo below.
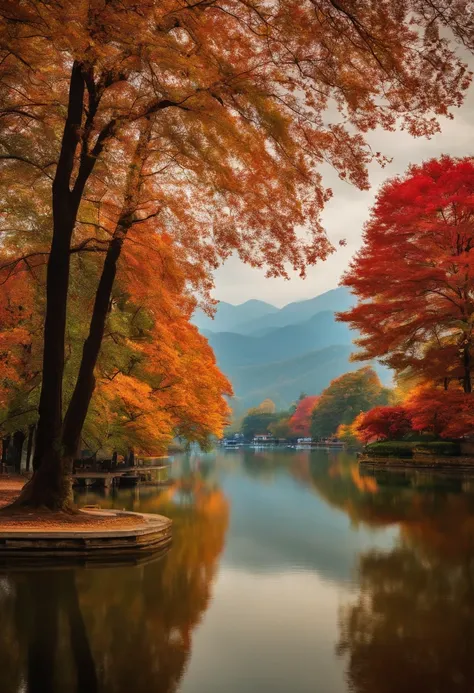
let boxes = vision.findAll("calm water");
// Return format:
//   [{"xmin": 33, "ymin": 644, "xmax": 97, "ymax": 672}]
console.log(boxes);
[{"xmin": 2, "ymin": 449, "xmax": 474, "ymax": 693}]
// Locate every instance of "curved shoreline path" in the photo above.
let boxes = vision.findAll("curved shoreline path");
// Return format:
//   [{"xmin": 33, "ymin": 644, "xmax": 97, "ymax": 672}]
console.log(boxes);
[{"xmin": 0, "ymin": 477, "xmax": 172, "ymax": 566}]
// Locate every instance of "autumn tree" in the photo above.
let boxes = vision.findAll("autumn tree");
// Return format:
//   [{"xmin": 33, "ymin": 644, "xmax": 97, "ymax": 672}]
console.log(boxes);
[
  {"xmin": 335, "ymin": 423, "xmax": 360, "ymax": 448},
  {"xmin": 311, "ymin": 367, "xmax": 389, "ymax": 439},
  {"xmin": 340, "ymin": 157, "xmax": 474, "ymax": 394},
  {"xmin": 241, "ymin": 411, "xmax": 278, "ymax": 440},
  {"xmin": 254, "ymin": 399, "xmax": 277, "ymax": 415},
  {"xmin": 2, "ymin": 2, "xmax": 474, "ymax": 509},
  {"xmin": 352, "ymin": 406, "xmax": 413, "ymax": 444},
  {"xmin": 289, "ymin": 396, "xmax": 320, "ymax": 437},
  {"xmin": 404, "ymin": 386, "xmax": 474, "ymax": 439}
]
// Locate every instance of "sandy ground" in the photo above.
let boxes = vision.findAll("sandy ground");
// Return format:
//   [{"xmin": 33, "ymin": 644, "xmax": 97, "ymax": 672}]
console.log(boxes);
[{"xmin": 0, "ymin": 476, "xmax": 145, "ymax": 531}]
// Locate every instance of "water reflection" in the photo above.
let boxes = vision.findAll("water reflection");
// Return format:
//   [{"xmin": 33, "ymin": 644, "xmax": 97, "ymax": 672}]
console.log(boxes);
[
  {"xmin": 1, "ymin": 451, "xmax": 474, "ymax": 693},
  {"xmin": 0, "ymin": 471, "xmax": 229, "ymax": 693},
  {"xmin": 330, "ymin": 462, "xmax": 474, "ymax": 693}
]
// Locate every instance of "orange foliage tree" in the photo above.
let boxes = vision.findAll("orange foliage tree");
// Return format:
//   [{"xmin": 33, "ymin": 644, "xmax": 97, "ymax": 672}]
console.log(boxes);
[
  {"xmin": 1, "ymin": 3, "xmax": 474, "ymax": 508},
  {"xmin": 340, "ymin": 157, "xmax": 474, "ymax": 394},
  {"xmin": 289, "ymin": 396, "xmax": 320, "ymax": 437}
]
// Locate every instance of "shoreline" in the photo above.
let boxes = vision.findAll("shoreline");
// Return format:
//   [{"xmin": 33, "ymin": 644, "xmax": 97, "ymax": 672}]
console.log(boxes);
[
  {"xmin": 0, "ymin": 476, "xmax": 172, "ymax": 564},
  {"xmin": 359, "ymin": 456, "xmax": 474, "ymax": 476}
]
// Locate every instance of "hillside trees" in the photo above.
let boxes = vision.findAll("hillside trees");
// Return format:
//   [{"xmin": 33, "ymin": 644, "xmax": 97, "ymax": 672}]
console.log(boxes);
[
  {"xmin": 2, "ymin": 2, "xmax": 474, "ymax": 508},
  {"xmin": 311, "ymin": 368, "xmax": 389, "ymax": 439},
  {"xmin": 340, "ymin": 157, "xmax": 474, "ymax": 393}
]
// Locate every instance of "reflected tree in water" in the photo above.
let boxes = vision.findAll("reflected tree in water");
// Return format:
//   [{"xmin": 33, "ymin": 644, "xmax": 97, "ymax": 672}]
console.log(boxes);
[
  {"xmin": 332, "ymin": 462, "xmax": 474, "ymax": 693},
  {"xmin": 0, "ymin": 474, "xmax": 229, "ymax": 693},
  {"xmin": 338, "ymin": 540, "xmax": 474, "ymax": 693}
]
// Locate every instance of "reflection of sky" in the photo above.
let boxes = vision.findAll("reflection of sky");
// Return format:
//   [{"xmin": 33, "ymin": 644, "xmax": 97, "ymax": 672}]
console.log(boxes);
[
  {"xmin": 219, "ymin": 472, "xmax": 396, "ymax": 582},
  {"xmin": 180, "ymin": 569, "xmax": 347, "ymax": 693},
  {"xmin": 177, "ymin": 450, "xmax": 397, "ymax": 693}
]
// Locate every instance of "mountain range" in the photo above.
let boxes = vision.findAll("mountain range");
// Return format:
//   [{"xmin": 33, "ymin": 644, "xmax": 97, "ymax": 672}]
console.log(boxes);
[{"xmin": 193, "ymin": 287, "xmax": 389, "ymax": 412}]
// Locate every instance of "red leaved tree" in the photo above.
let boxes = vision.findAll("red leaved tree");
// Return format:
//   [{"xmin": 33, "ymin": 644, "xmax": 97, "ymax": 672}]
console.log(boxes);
[
  {"xmin": 353, "ymin": 406, "xmax": 413, "ymax": 444},
  {"xmin": 290, "ymin": 396, "xmax": 320, "ymax": 437},
  {"xmin": 340, "ymin": 157, "xmax": 474, "ymax": 394},
  {"xmin": 405, "ymin": 387, "xmax": 474, "ymax": 439}
]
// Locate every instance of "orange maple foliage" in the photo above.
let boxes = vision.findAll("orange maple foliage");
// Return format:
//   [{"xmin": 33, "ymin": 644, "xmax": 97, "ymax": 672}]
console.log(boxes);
[
  {"xmin": 0, "ymin": 272, "xmax": 40, "ymax": 414},
  {"xmin": 340, "ymin": 157, "xmax": 474, "ymax": 393}
]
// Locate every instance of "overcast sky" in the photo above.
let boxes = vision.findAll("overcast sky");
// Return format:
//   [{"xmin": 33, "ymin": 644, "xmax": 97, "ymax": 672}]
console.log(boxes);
[{"xmin": 213, "ymin": 80, "xmax": 474, "ymax": 308}]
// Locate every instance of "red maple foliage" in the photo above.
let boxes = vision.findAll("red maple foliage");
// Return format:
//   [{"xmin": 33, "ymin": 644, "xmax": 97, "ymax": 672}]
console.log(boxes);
[
  {"xmin": 353, "ymin": 406, "xmax": 413, "ymax": 444},
  {"xmin": 405, "ymin": 387, "xmax": 474, "ymax": 439},
  {"xmin": 340, "ymin": 157, "xmax": 474, "ymax": 393},
  {"xmin": 290, "ymin": 396, "xmax": 320, "ymax": 437}
]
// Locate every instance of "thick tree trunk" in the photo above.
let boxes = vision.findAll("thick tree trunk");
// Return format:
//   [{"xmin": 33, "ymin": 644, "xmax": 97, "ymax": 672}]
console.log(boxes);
[
  {"xmin": 26, "ymin": 424, "xmax": 35, "ymax": 473},
  {"xmin": 14, "ymin": 62, "xmax": 113, "ymax": 510},
  {"xmin": 14, "ymin": 88, "xmax": 144, "ymax": 510},
  {"xmin": 32, "ymin": 62, "xmax": 86, "ymax": 475},
  {"xmin": 61, "ymin": 123, "xmax": 150, "ymax": 470},
  {"xmin": 12, "ymin": 430, "xmax": 26, "ymax": 474},
  {"xmin": 14, "ymin": 62, "xmax": 87, "ymax": 509}
]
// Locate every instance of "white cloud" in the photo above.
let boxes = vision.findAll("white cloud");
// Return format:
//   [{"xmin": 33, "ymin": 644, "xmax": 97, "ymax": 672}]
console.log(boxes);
[{"xmin": 213, "ymin": 81, "xmax": 474, "ymax": 307}]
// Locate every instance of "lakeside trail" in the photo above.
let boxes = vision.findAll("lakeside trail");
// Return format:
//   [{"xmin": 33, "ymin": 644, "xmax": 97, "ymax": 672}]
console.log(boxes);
[{"xmin": 0, "ymin": 476, "xmax": 145, "ymax": 531}]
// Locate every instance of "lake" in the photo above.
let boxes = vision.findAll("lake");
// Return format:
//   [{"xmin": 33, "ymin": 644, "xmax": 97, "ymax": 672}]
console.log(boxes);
[{"xmin": 1, "ymin": 448, "xmax": 474, "ymax": 693}]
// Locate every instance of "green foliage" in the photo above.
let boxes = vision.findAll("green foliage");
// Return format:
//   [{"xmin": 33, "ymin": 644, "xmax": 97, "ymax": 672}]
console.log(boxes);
[
  {"xmin": 365, "ymin": 440, "xmax": 461, "ymax": 458},
  {"xmin": 241, "ymin": 412, "xmax": 279, "ymax": 439},
  {"xmin": 365, "ymin": 441, "xmax": 416, "ymax": 458},
  {"xmin": 413, "ymin": 441, "xmax": 461, "ymax": 456},
  {"xmin": 268, "ymin": 416, "xmax": 293, "ymax": 439},
  {"xmin": 311, "ymin": 367, "xmax": 389, "ymax": 439}
]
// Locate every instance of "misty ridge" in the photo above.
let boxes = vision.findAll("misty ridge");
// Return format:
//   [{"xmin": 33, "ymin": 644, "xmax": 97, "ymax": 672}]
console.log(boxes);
[{"xmin": 193, "ymin": 288, "xmax": 390, "ymax": 412}]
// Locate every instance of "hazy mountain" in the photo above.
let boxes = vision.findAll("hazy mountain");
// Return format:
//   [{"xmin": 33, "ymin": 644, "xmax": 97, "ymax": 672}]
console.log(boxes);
[
  {"xmin": 228, "ymin": 348, "xmax": 391, "ymax": 411},
  {"xmin": 193, "ymin": 299, "xmax": 278, "ymax": 333},
  {"xmin": 206, "ymin": 310, "xmax": 354, "ymax": 368},
  {"xmin": 227, "ymin": 346, "xmax": 354, "ymax": 410},
  {"xmin": 236, "ymin": 287, "xmax": 355, "ymax": 335},
  {"xmin": 193, "ymin": 286, "xmax": 389, "ymax": 410}
]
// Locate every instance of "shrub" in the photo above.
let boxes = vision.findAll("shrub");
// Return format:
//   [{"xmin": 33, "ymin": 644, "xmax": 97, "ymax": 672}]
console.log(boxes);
[
  {"xmin": 413, "ymin": 441, "xmax": 460, "ymax": 456},
  {"xmin": 364, "ymin": 441, "xmax": 415, "ymax": 458}
]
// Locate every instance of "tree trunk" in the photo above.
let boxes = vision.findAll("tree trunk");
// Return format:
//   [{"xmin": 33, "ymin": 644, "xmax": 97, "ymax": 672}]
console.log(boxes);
[
  {"xmin": 26, "ymin": 424, "xmax": 35, "ymax": 473},
  {"xmin": 12, "ymin": 430, "xmax": 26, "ymax": 474},
  {"xmin": 1, "ymin": 435, "xmax": 11, "ymax": 472},
  {"xmin": 61, "ymin": 123, "xmax": 151, "ymax": 471},
  {"xmin": 14, "ymin": 62, "xmax": 113, "ymax": 510}
]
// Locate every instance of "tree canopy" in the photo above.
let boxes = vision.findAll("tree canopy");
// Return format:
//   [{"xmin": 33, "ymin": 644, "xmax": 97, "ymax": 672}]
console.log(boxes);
[
  {"xmin": 2, "ymin": 1, "xmax": 474, "ymax": 507},
  {"xmin": 340, "ymin": 157, "xmax": 474, "ymax": 393},
  {"xmin": 311, "ymin": 367, "xmax": 389, "ymax": 439}
]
